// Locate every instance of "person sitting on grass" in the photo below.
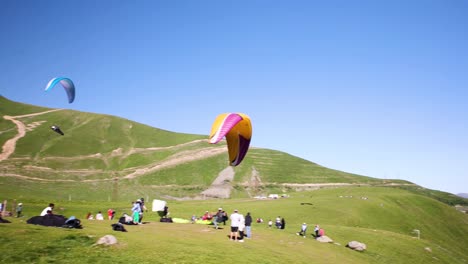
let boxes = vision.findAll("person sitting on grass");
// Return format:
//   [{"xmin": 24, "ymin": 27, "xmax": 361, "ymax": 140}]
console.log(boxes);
[
  {"xmin": 96, "ymin": 211, "xmax": 104, "ymax": 220},
  {"xmin": 119, "ymin": 213, "xmax": 134, "ymax": 225}
]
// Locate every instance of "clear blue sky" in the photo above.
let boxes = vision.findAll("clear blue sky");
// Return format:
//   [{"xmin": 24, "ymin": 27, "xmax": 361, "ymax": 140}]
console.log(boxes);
[{"xmin": 1, "ymin": 0, "xmax": 467, "ymax": 194}]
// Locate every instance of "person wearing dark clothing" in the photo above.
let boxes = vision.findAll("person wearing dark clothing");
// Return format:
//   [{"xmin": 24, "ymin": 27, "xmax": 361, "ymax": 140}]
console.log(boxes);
[
  {"xmin": 222, "ymin": 211, "xmax": 228, "ymax": 225},
  {"xmin": 280, "ymin": 218, "xmax": 286, "ymax": 229},
  {"xmin": 275, "ymin": 216, "xmax": 281, "ymax": 229},
  {"xmin": 245, "ymin": 212, "xmax": 252, "ymax": 238},
  {"xmin": 213, "ymin": 208, "xmax": 224, "ymax": 229},
  {"xmin": 119, "ymin": 213, "xmax": 134, "ymax": 225}
]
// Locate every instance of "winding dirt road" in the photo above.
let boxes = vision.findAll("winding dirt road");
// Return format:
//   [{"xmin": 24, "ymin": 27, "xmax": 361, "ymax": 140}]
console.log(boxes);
[{"xmin": 0, "ymin": 109, "xmax": 63, "ymax": 162}]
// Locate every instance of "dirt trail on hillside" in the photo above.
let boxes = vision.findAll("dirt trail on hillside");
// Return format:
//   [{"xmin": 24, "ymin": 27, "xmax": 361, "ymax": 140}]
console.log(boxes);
[
  {"xmin": 129, "ymin": 139, "xmax": 208, "ymax": 154},
  {"xmin": 0, "ymin": 173, "xmax": 77, "ymax": 182},
  {"xmin": 122, "ymin": 147, "xmax": 226, "ymax": 179},
  {"xmin": 0, "ymin": 109, "xmax": 63, "ymax": 162},
  {"xmin": 201, "ymin": 166, "xmax": 235, "ymax": 198}
]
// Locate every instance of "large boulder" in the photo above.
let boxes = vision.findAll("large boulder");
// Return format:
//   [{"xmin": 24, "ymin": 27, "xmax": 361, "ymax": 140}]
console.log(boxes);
[
  {"xmin": 316, "ymin": 235, "xmax": 333, "ymax": 243},
  {"xmin": 96, "ymin": 235, "xmax": 118, "ymax": 246},
  {"xmin": 347, "ymin": 241, "xmax": 367, "ymax": 251}
]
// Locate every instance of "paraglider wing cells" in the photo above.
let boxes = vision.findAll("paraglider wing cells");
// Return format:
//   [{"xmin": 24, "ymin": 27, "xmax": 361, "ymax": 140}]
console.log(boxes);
[
  {"xmin": 209, "ymin": 113, "xmax": 243, "ymax": 144},
  {"xmin": 44, "ymin": 77, "xmax": 75, "ymax": 103},
  {"xmin": 209, "ymin": 113, "xmax": 252, "ymax": 166}
]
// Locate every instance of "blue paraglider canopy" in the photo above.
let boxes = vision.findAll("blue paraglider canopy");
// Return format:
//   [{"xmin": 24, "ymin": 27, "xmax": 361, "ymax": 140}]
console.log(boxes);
[{"xmin": 44, "ymin": 77, "xmax": 75, "ymax": 103}]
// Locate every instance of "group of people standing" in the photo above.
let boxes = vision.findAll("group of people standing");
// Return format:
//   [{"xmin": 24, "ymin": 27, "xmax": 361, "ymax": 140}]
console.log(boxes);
[{"xmin": 229, "ymin": 209, "xmax": 252, "ymax": 242}]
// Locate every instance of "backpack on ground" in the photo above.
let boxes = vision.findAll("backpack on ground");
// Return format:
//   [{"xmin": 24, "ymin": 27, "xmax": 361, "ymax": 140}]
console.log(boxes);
[{"xmin": 112, "ymin": 223, "xmax": 127, "ymax": 232}]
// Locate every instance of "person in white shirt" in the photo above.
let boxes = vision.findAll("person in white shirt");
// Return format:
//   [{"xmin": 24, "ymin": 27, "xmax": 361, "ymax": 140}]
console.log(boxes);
[
  {"xmin": 297, "ymin": 223, "xmax": 307, "ymax": 237},
  {"xmin": 96, "ymin": 211, "xmax": 104, "ymax": 220},
  {"xmin": 230, "ymin": 209, "xmax": 243, "ymax": 241},
  {"xmin": 40, "ymin": 203, "xmax": 55, "ymax": 216}
]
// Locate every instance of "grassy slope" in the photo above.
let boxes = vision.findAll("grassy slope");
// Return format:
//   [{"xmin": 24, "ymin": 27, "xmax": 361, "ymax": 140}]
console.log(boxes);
[
  {"xmin": 0, "ymin": 96, "xmax": 51, "ymax": 148},
  {"xmin": 389, "ymin": 185, "xmax": 468, "ymax": 206},
  {"xmin": 0, "ymin": 95, "xmax": 50, "ymax": 116},
  {"xmin": 0, "ymin": 96, "xmax": 465, "ymax": 206},
  {"xmin": 237, "ymin": 148, "xmax": 382, "ymax": 184},
  {"xmin": 0, "ymin": 96, "xmax": 406, "ymax": 201},
  {"xmin": 0, "ymin": 187, "xmax": 467, "ymax": 264}
]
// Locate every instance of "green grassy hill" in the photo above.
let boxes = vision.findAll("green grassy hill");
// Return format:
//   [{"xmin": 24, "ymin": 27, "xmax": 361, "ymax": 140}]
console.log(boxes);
[
  {"xmin": 1, "ymin": 96, "xmax": 467, "ymax": 263},
  {"xmin": 1, "ymin": 95, "xmax": 415, "ymax": 202}
]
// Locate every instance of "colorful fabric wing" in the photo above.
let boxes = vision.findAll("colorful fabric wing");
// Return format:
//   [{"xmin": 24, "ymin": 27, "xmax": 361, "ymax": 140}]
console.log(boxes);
[
  {"xmin": 209, "ymin": 113, "xmax": 252, "ymax": 166},
  {"xmin": 44, "ymin": 77, "xmax": 75, "ymax": 103}
]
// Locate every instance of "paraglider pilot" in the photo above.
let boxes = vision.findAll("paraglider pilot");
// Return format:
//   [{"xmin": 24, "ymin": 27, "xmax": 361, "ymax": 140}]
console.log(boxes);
[{"xmin": 51, "ymin": 125, "xmax": 64, "ymax": 135}]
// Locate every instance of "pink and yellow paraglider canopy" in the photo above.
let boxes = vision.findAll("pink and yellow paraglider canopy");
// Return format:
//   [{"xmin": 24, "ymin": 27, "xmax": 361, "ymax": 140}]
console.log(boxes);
[{"xmin": 209, "ymin": 113, "xmax": 252, "ymax": 166}]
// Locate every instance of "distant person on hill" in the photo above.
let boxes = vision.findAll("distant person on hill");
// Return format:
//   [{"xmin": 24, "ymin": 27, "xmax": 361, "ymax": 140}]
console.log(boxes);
[
  {"xmin": 107, "ymin": 208, "xmax": 114, "ymax": 220},
  {"xmin": 86, "ymin": 212, "xmax": 93, "ymax": 220},
  {"xmin": 140, "ymin": 198, "xmax": 147, "ymax": 222},
  {"xmin": 40, "ymin": 203, "xmax": 54, "ymax": 216},
  {"xmin": 191, "ymin": 215, "xmax": 197, "ymax": 224},
  {"xmin": 314, "ymin": 225, "xmax": 320, "ymax": 238},
  {"xmin": 140, "ymin": 198, "xmax": 147, "ymax": 212},
  {"xmin": 96, "ymin": 211, "xmax": 104, "ymax": 220},
  {"xmin": 316, "ymin": 227, "xmax": 325, "ymax": 239},
  {"xmin": 245, "ymin": 212, "xmax": 252, "ymax": 238},
  {"xmin": 16, "ymin": 203, "xmax": 23, "ymax": 218},
  {"xmin": 119, "ymin": 213, "xmax": 134, "ymax": 225},
  {"xmin": 297, "ymin": 223, "xmax": 307, "ymax": 237},
  {"xmin": 222, "ymin": 210, "xmax": 228, "ymax": 225},
  {"xmin": 131, "ymin": 200, "xmax": 142, "ymax": 224},
  {"xmin": 213, "ymin": 208, "xmax": 224, "ymax": 229},
  {"xmin": 268, "ymin": 219, "xmax": 273, "ymax": 228},
  {"xmin": 280, "ymin": 218, "xmax": 286, "ymax": 229},
  {"xmin": 163, "ymin": 206, "xmax": 169, "ymax": 217},
  {"xmin": 202, "ymin": 211, "xmax": 212, "ymax": 220},
  {"xmin": 238, "ymin": 216, "xmax": 245, "ymax": 242},
  {"xmin": 275, "ymin": 216, "xmax": 281, "ymax": 229}
]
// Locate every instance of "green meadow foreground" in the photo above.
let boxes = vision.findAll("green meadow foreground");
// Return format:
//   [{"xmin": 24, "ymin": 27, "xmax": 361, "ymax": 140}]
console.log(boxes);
[{"xmin": 1, "ymin": 187, "xmax": 467, "ymax": 264}]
